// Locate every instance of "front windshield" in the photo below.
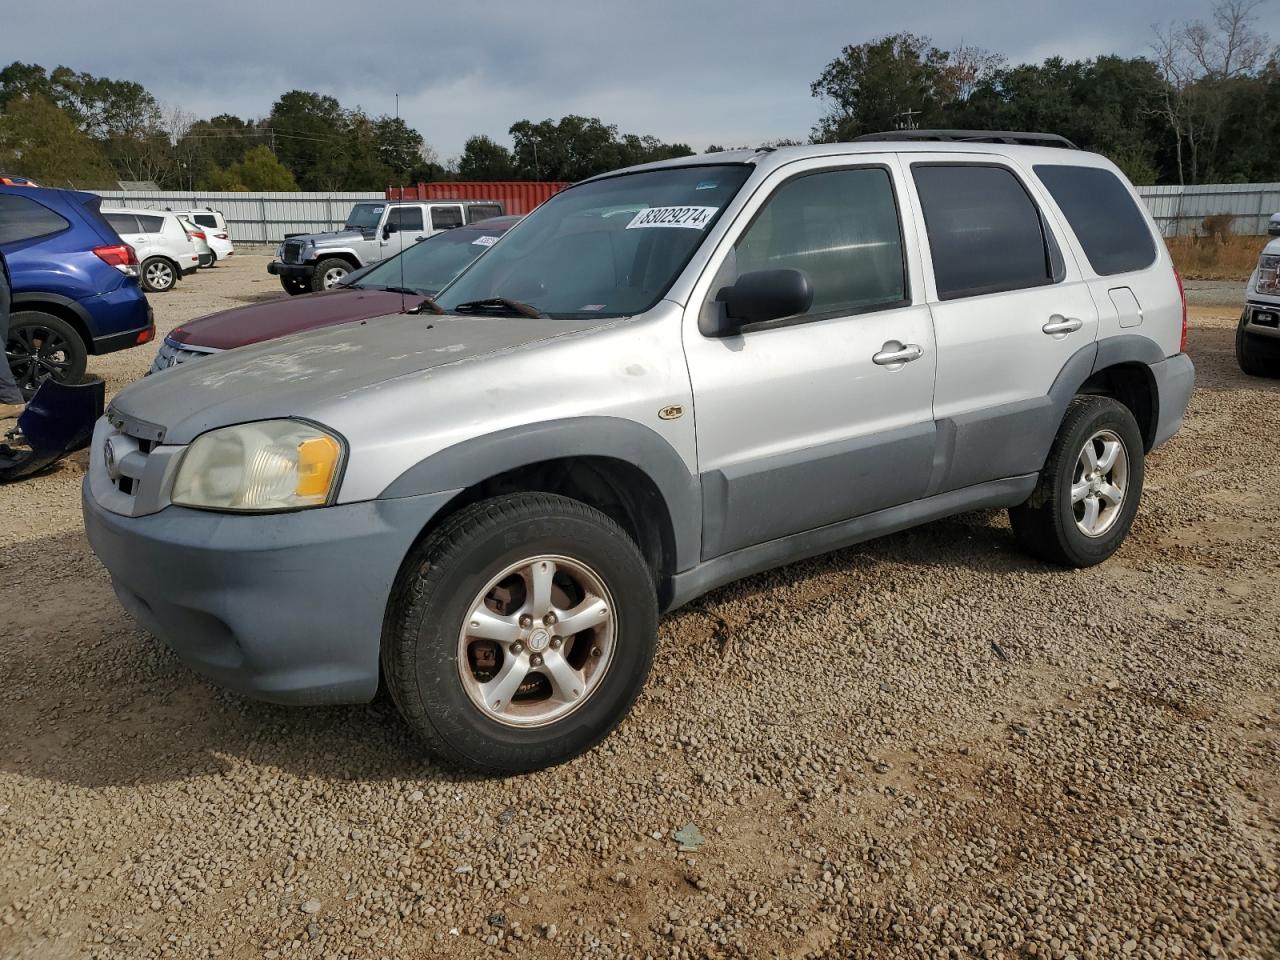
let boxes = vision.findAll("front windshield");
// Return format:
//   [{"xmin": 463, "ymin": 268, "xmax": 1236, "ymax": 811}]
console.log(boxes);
[
  {"xmin": 345, "ymin": 203, "xmax": 386, "ymax": 230},
  {"xmin": 355, "ymin": 229, "xmax": 506, "ymax": 294},
  {"xmin": 435, "ymin": 165, "xmax": 752, "ymax": 318}
]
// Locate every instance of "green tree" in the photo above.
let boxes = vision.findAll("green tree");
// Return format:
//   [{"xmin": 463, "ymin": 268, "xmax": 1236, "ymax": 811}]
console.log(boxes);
[
  {"xmin": 268, "ymin": 90, "xmax": 346, "ymax": 189},
  {"xmin": 810, "ymin": 33, "xmax": 956, "ymax": 141},
  {"xmin": 508, "ymin": 116, "xmax": 692, "ymax": 180},
  {"xmin": 0, "ymin": 93, "xmax": 117, "ymax": 187},
  {"xmin": 457, "ymin": 135, "xmax": 516, "ymax": 179},
  {"xmin": 198, "ymin": 146, "xmax": 297, "ymax": 191}
]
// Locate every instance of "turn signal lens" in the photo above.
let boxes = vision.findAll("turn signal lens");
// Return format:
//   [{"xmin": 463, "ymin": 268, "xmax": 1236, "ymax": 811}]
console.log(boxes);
[{"xmin": 296, "ymin": 436, "xmax": 341, "ymax": 498}]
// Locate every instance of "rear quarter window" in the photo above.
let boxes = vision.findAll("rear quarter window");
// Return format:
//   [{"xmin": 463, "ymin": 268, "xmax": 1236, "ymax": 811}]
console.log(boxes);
[
  {"xmin": 137, "ymin": 215, "xmax": 165, "ymax": 233},
  {"xmin": 1034, "ymin": 165, "xmax": 1157, "ymax": 276},
  {"xmin": 0, "ymin": 194, "xmax": 71, "ymax": 244}
]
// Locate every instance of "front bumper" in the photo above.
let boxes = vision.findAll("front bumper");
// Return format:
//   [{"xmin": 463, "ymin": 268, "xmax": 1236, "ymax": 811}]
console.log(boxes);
[
  {"xmin": 1150, "ymin": 352, "xmax": 1196, "ymax": 449},
  {"xmin": 1243, "ymin": 300, "xmax": 1280, "ymax": 340},
  {"xmin": 83, "ymin": 483, "xmax": 458, "ymax": 705},
  {"xmin": 267, "ymin": 261, "xmax": 313, "ymax": 279}
]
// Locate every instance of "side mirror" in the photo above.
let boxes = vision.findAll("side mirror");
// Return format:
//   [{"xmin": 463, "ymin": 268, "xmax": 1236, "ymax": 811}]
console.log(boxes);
[
  {"xmin": 709, "ymin": 269, "xmax": 813, "ymax": 336},
  {"xmin": 382, "ymin": 222, "xmax": 398, "ymax": 240}
]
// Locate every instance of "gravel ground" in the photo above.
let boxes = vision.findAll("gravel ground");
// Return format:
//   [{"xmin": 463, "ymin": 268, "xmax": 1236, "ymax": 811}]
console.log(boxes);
[
  {"xmin": 1183, "ymin": 280, "xmax": 1246, "ymax": 308},
  {"xmin": 1, "ymin": 258, "xmax": 1277, "ymax": 959}
]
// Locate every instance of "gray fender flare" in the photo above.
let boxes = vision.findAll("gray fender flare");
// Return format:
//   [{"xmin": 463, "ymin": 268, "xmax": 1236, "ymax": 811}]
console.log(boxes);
[{"xmin": 378, "ymin": 416, "xmax": 702, "ymax": 574}]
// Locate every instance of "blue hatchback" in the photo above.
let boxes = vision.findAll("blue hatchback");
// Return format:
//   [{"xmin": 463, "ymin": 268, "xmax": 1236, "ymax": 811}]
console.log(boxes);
[{"xmin": 1, "ymin": 184, "xmax": 154, "ymax": 397}]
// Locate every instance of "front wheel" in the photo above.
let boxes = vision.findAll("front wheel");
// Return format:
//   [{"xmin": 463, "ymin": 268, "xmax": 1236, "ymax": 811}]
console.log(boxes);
[
  {"xmin": 5, "ymin": 311, "xmax": 88, "ymax": 399},
  {"xmin": 1009, "ymin": 396, "xmax": 1145, "ymax": 568},
  {"xmin": 382, "ymin": 493, "xmax": 658, "ymax": 773},
  {"xmin": 310, "ymin": 258, "xmax": 350, "ymax": 292}
]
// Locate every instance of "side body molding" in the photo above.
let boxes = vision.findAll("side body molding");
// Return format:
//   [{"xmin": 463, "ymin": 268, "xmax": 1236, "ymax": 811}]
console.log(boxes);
[{"xmin": 378, "ymin": 416, "xmax": 703, "ymax": 574}]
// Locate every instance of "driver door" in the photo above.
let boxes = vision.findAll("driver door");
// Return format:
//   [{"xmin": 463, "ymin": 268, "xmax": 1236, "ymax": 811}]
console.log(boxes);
[
  {"xmin": 382, "ymin": 205, "xmax": 426, "ymax": 258},
  {"xmin": 682, "ymin": 157, "xmax": 938, "ymax": 559}
]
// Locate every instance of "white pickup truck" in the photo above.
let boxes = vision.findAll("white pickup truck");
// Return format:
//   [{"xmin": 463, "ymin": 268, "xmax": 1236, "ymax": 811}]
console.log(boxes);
[{"xmin": 267, "ymin": 199, "xmax": 504, "ymax": 294}]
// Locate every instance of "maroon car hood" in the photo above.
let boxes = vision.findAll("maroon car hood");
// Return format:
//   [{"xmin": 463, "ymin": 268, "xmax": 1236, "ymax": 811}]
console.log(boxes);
[{"xmin": 169, "ymin": 288, "xmax": 409, "ymax": 351}]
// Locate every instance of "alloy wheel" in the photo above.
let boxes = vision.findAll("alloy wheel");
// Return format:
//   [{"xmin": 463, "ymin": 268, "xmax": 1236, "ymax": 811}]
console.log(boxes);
[
  {"xmin": 1071, "ymin": 428, "xmax": 1129, "ymax": 538},
  {"xmin": 6, "ymin": 324, "xmax": 74, "ymax": 394}
]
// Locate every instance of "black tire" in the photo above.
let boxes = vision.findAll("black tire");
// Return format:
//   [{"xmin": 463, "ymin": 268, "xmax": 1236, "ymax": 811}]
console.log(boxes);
[
  {"xmin": 1235, "ymin": 312, "xmax": 1280, "ymax": 377},
  {"xmin": 1009, "ymin": 396, "xmax": 1145, "ymax": 568},
  {"xmin": 310, "ymin": 258, "xmax": 350, "ymax": 292},
  {"xmin": 382, "ymin": 493, "xmax": 658, "ymax": 774},
  {"xmin": 5, "ymin": 311, "xmax": 88, "ymax": 399},
  {"xmin": 140, "ymin": 257, "xmax": 177, "ymax": 292},
  {"xmin": 280, "ymin": 275, "xmax": 310, "ymax": 296},
  {"xmin": 207, "ymin": 252, "xmax": 218, "ymax": 267}
]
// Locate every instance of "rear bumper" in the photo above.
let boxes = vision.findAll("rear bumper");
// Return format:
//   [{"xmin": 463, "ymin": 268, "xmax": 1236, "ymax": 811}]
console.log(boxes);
[
  {"xmin": 267, "ymin": 261, "xmax": 312, "ymax": 279},
  {"xmin": 1150, "ymin": 352, "xmax": 1195, "ymax": 449},
  {"xmin": 90, "ymin": 301, "xmax": 154, "ymax": 355},
  {"xmin": 83, "ymin": 483, "xmax": 459, "ymax": 705}
]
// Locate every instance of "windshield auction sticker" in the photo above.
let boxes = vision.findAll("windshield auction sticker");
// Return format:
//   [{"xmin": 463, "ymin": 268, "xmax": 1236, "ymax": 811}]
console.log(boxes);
[
  {"xmin": 472, "ymin": 235, "xmax": 498, "ymax": 246},
  {"xmin": 626, "ymin": 206, "xmax": 718, "ymax": 230}
]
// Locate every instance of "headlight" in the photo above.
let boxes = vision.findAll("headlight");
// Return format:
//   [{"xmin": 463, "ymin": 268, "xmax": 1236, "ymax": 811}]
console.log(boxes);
[
  {"xmin": 171, "ymin": 420, "xmax": 344, "ymax": 512},
  {"xmin": 1256, "ymin": 254, "xmax": 1280, "ymax": 294}
]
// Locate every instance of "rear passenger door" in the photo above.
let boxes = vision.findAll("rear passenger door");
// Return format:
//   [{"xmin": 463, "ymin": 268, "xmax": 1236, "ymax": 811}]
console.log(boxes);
[
  {"xmin": 903, "ymin": 156, "xmax": 1099, "ymax": 493},
  {"xmin": 683, "ymin": 158, "xmax": 938, "ymax": 559}
]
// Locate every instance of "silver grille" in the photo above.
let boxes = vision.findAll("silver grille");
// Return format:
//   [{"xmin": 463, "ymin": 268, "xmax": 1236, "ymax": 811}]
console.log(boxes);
[
  {"xmin": 149, "ymin": 338, "xmax": 220, "ymax": 375},
  {"xmin": 90, "ymin": 412, "xmax": 183, "ymax": 517},
  {"xmin": 283, "ymin": 240, "xmax": 304, "ymax": 264}
]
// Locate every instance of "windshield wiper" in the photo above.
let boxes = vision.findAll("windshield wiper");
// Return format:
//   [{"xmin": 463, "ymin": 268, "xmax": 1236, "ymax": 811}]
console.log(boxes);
[
  {"xmin": 452, "ymin": 297, "xmax": 546, "ymax": 319},
  {"xmin": 408, "ymin": 296, "xmax": 446, "ymax": 315},
  {"xmin": 381, "ymin": 286, "xmax": 422, "ymax": 296}
]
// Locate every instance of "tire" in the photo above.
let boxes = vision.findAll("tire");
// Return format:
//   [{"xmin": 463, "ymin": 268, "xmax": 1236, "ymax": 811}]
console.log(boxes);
[
  {"xmin": 140, "ymin": 257, "xmax": 177, "ymax": 292},
  {"xmin": 280, "ymin": 276, "xmax": 310, "ymax": 296},
  {"xmin": 310, "ymin": 258, "xmax": 350, "ymax": 292},
  {"xmin": 207, "ymin": 252, "xmax": 218, "ymax": 267},
  {"xmin": 5, "ymin": 311, "xmax": 88, "ymax": 399},
  {"xmin": 382, "ymin": 492, "xmax": 658, "ymax": 774},
  {"xmin": 1235, "ymin": 312, "xmax": 1280, "ymax": 377},
  {"xmin": 1009, "ymin": 396, "xmax": 1145, "ymax": 568}
]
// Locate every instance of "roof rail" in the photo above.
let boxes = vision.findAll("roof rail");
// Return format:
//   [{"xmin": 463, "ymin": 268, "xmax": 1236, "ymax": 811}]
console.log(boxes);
[{"xmin": 852, "ymin": 130, "xmax": 1078, "ymax": 149}]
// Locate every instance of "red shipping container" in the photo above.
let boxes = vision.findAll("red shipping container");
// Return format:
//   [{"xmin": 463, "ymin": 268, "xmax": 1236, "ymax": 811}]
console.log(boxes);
[{"xmin": 386, "ymin": 181, "xmax": 571, "ymax": 214}]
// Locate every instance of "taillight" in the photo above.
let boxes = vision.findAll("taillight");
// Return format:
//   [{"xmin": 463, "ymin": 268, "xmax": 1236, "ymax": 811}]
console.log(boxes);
[
  {"xmin": 215, "ymin": 233, "xmax": 229, "ymax": 240},
  {"xmin": 1174, "ymin": 267, "xmax": 1188, "ymax": 352},
  {"xmin": 94, "ymin": 243, "xmax": 139, "ymax": 278},
  {"xmin": 191, "ymin": 230, "xmax": 207, "ymax": 240},
  {"xmin": 136, "ymin": 327, "xmax": 155, "ymax": 344}
]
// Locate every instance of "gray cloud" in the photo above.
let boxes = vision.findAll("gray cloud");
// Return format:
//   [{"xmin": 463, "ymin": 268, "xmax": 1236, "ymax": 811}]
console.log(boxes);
[{"xmin": 5, "ymin": 0, "xmax": 1212, "ymax": 159}]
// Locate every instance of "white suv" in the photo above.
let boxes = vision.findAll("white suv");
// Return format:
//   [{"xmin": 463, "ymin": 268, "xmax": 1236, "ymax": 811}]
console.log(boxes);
[
  {"xmin": 185, "ymin": 208, "xmax": 234, "ymax": 263},
  {"xmin": 85, "ymin": 132, "xmax": 1195, "ymax": 774},
  {"xmin": 101, "ymin": 208, "xmax": 200, "ymax": 292}
]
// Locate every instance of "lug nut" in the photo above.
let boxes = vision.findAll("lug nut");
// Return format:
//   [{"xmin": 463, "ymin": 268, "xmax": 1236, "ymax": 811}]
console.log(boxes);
[
  {"xmin": 530, "ymin": 653, "xmax": 544, "ymax": 667},
  {"xmin": 591, "ymin": 646, "xmax": 602, "ymax": 658},
  {"xmin": 549, "ymin": 637, "xmax": 562, "ymax": 649},
  {"xmin": 511, "ymin": 641, "xmax": 524, "ymax": 654},
  {"xmin": 519, "ymin": 615, "xmax": 533, "ymax": 628},
  {"xmin": 544, "ymin": 612, "xmax": 557, "ymax": 625}
]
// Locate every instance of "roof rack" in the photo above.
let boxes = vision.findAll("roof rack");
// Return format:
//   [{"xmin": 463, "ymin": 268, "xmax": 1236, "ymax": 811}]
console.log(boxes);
[{"xmin": 852, "ymin": 130, "xmax": 1078, "ymax": 149}]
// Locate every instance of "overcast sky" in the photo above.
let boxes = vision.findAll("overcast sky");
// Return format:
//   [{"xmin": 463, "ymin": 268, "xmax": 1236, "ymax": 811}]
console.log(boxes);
[{"xmin": 4, "ymin": 0, "xmax": 1216, "ymax": 160}]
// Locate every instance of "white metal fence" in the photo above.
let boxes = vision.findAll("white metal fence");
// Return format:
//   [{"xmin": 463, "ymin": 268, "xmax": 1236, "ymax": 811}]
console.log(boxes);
[
  {"xmin": 91, "ymin": 190, "xmax": 386, "ymax": 245},
  {"xmin": 92, "ymin": 183, "xmax": 1280, "ymax": 243}
]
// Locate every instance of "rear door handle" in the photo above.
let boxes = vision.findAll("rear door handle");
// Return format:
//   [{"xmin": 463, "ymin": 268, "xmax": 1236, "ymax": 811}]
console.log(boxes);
[
  {"xmin": 1042, "ymin": 315, "xmax": 1083, "ymax": 337},
  {"xmin": 872, "ymin": 342, "xmax": 924, "ymax": 366}
]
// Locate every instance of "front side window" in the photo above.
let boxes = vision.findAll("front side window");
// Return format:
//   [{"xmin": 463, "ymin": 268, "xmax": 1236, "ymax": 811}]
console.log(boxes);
[
  {"xmin": 913, "ymin": 164, "xmax": 1058, "ymax": 300},
  {"xmin": 431, "ymin": 206, "xmax": 464, "ymax": 230},
  {"xmin": 722, "ymin": 167, "xmax": 906, "ymax": 320},
  {"xmin": 1034, "ymin": 164, "xmax": 1156, "ymax": 276},
  {"xmin": 0, "ymin": 195, "xmax": 71, "ymax": 244},
  {"xmin": 104, "ymin": 212, "xmax": 140, "ymax": 236},
  {"xmin": 387, "ymin": 207, "xmax": 424, "ymax": 232},
  {"xmin": 435, "ymin": 164, "xmax": 751, "ymax": 318}
]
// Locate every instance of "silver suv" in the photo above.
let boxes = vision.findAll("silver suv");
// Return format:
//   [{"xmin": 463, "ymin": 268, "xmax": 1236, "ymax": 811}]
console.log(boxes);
[{"xmin": 83, "ymin": 132, "xmax": 1195, "ymax": 774}]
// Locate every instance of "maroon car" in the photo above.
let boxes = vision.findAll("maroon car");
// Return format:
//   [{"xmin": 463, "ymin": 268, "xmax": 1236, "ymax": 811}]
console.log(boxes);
[{"xmin": 149, "ymin": 216, "xmax": 519, "ymax": 373}]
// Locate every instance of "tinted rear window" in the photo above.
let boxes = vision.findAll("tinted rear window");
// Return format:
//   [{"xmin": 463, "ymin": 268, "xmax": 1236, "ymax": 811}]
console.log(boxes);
[
  {"xmin": 0, "ymin": 194, "xmax": 71, "ymax": 244},
  {"xmin": 913, "ymin": 164, "xmax": 1058, "ymax": 300},
  {"xmin": 137, "ymin": 214, "xmax": 165, "ymax": 233},
  {"xmin": 193, "ymin": 214, "xmax": 217, "ymax": 228},
  {"xmin": 105, "ymin": 212, "xmax": 139, "ymax": 234},
  {"xmin": 1034, "ymin": 165, "xmax": 1157, "ymax": 276},
  {"xmin": 467, "ymin": 204, "xmax": 503, "ymax": 224}
]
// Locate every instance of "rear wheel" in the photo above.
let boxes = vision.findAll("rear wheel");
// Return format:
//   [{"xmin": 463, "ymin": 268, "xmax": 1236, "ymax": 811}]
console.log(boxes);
[
  {"xmin": 280, "ymin": 275, "xmax": 310, "ymax": 296},
  {"xmin": 140, "ymin": 257, "xmax": 177, "ymax": 292},
  {"xmin": 382, "ymin": 493, "xmax": 658, "ymax": 773},
  {"xmin": 1236, "ymin": 312, "xmax": 1280, "ymax": 377},
  {"xmin": 311, "ymin": 258, "xmax": 350, "ymax": 292},
  {"xmin": 5, "ymin": 311, "xmax": 88, "ymax": 399},
  {"xmin": 1009, "ymin": 396, "xmax": 1144, "ymax": 568}
]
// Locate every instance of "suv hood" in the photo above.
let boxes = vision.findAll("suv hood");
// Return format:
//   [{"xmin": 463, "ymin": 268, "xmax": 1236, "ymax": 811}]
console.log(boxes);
[
  {"xmin": 111, "ymin": 312, "xmax": 606, "ymax": 445},
  {"xmin": 170, "ymin": 287, "xmax": 409, "ymax": 350},
  {"xmin": 293, "ymin": 228, "xmax": 368, "ymax": 246}
]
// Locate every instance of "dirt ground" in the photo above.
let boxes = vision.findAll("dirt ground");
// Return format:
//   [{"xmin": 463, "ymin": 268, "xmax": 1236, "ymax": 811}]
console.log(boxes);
[{"xmin": 0, "ymin": 258, "xmax": 1277, "ymax": 960}]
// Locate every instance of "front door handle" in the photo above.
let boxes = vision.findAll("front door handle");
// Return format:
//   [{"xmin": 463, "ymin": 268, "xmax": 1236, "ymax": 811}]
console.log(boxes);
[
  {"xmin": 872, "ymin": 341, "xmax": 924, "ymax": 367},
  {"xmin": 1042, "ymin": 315, "xmax": 1083, "ymax": 337}
]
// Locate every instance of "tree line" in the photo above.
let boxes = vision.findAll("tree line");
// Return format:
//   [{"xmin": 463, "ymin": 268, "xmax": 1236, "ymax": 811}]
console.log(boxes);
[{"xmin": 0, "ymin": 0, "xmax": 1275, "ymax": 191}]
